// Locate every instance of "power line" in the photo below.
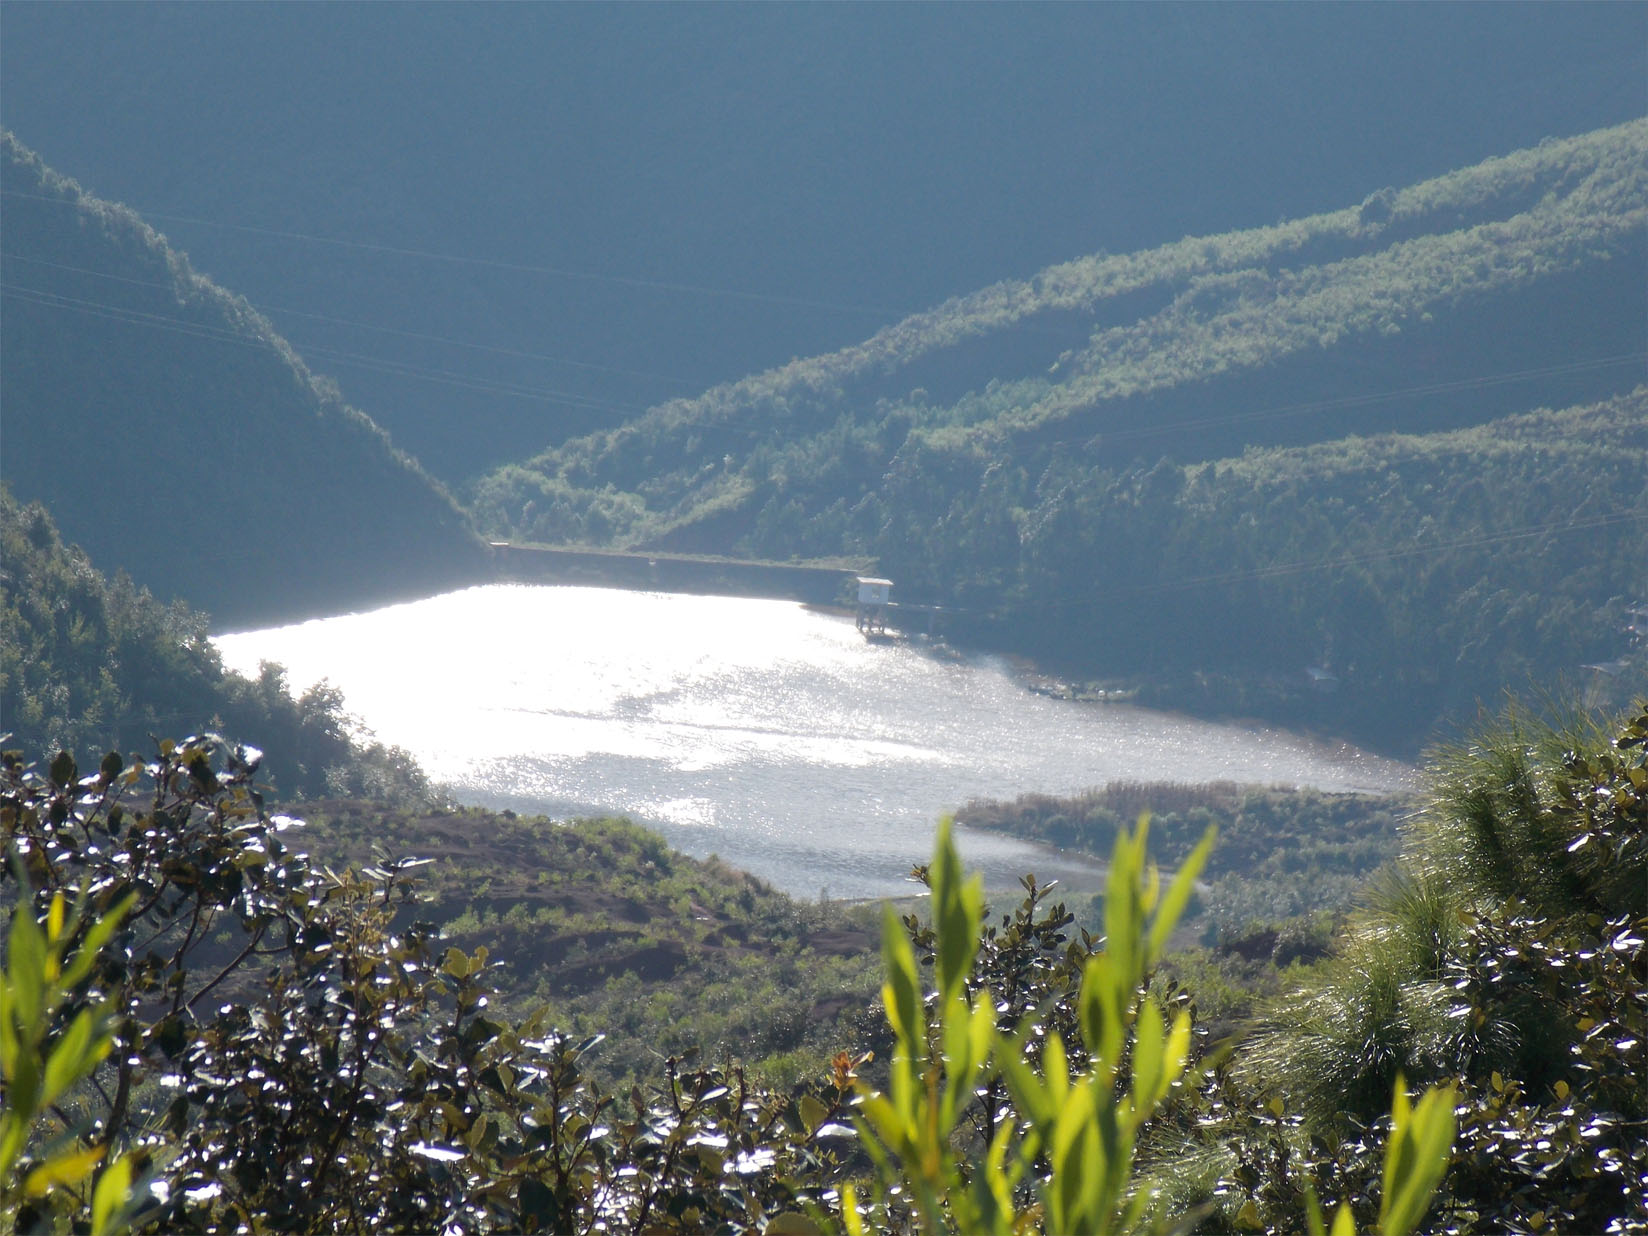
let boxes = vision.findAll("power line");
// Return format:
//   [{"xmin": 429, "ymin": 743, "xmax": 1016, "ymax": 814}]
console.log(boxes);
[
  {"xmin": 0, "ymin": 187, "xmax": 909, "ymax": 319},
  {"xmin": 0, "ymin": 250, "xmax": 699, "ymax": 388},
  {"xmin": 9, "ymin": 275, "xmax": 1642, "ymax": 444},
  {"xmin": 0, "ymin": 282, "xmax": 654, "ymax": 417},
  {"xmin": 10, "ymin": 269, "xmax": 1643, "ymax": 599}
]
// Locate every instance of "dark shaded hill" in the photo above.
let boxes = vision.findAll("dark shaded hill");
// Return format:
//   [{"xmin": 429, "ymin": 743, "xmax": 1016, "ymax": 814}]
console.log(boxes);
[
  {"xmin": 0, "ymin": 133, "xmax": 487, "ymax": 628},
  {"xmin": 972, "ymin": 387, "xmax": 1648, "ymax": 751}
]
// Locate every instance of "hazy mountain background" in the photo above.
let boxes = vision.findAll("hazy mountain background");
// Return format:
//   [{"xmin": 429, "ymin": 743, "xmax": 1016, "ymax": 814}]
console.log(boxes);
[{"xmin": 3, "ymin": 3, "xmax": 1643, "ymax": 481}]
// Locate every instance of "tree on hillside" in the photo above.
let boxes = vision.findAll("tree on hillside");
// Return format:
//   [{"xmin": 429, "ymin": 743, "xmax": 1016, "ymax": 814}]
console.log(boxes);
[
  {"xmin": 1199, "ymin": 702, "xmax": 1648, "ymax": 1233},
  {"xmin": 0, "ymin": 489, "xmax": 428, "ymax": 802}
]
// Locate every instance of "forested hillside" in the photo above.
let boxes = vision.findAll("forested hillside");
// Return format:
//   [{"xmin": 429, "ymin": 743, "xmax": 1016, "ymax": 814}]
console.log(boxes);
[
  {"xmin": 476, "ymin": 122, "xmax": 1644, "ymax": 549},
  {"xmin": 0, "ymin": 133, "xmax": 487, "ymax": 628},
  {"xmin": 4, "ymin": 700, "xmax": 1643, "ymax": 1233},
  {"xmin": 475, "ymin": 123, "xmax": 1648, "ymax": 750},
  {"xmin": 960, "ymin": 781, "xmax": 1409, "ymax": 939},
  {"xmin": 0, "ymin": 488, "xmax": 427, "ymax": 801},
  {"xmin": 937, "ymin": 388, "xmax": 1647, "ymax": 751}
]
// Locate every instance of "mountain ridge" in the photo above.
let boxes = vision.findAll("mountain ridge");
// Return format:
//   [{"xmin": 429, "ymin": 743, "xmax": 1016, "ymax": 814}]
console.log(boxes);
[
  {"xmin": 0, "ymin": 131, "xmax": 488, "ymax": 628},
  {"xmin": 475, "ymin": 120, "xmax": 1645, "ymax": 552}
]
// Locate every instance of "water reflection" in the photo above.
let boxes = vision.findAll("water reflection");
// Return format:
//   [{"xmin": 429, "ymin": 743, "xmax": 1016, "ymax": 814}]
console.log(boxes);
[{"xmin": 215, "ymin": 584, "xmax": 1414, "ymax": 899}]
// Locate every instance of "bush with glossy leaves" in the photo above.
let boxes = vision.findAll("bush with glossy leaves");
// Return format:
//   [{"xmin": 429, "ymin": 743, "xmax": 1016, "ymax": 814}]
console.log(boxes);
[
  {"xmin": 0, "ymin": 738, "xmax": 851, "ymax": 1233},
  {"xmin": 1189, "ymin": 702, "xmax": 1646, "ymax": 1234}
]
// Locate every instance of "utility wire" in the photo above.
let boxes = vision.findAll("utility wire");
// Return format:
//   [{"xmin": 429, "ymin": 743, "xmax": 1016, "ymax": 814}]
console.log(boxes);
[
  {"xmin": 0, "ymin": 282, "xmax": 651, "ymax": 416},
  {"xmin": 8, "ymin": 271, "xmax": 1643, "ymax": 600},
  {"xmin": 0, "ymin": 187, "xmax": 908, "ymax": 319},
  {"xmin": 0, "ymin": 250, "xmax": 698, "ymax": 387},
  {"xmin": 9, "ymin": 275, "xmax": 1641, "ymax": 440}
]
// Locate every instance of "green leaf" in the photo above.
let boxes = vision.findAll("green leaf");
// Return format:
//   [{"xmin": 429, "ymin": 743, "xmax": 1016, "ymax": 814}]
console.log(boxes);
[
  {"xmin": 24, "ymin": 1142, "xmax": 105, "ymax": 1196},
  {"xmin": 1047, "ymin": 1082, "xmax": 1095, "ymax": 1227},
  {"xmin": 61, "ymin": 894, "xmax": 135, "ymax": 990},
  {"xmin": 1162, "ymin": 1008, "xmax": 1192, "ymax": 1095},
  {"xmin": 840, "ymin": 1183, "xmax": 865, "ymax": 1236},
  {"xmin": 49, "ymin": 751, "xmax": 77, "ymax": 789},
  {"xmin": 46, "ymin": 894, "xmax": 65, "ymax": 946},
  {"xmin": 1380, "ymin": 1078, "xmax": 1457, "ymax": 1236},
  {"xmin": 799, "ymin": 1094, "xmax": 829, "ymax": 1133},
  {"xmin": 879, "ymin": 906, "xmax": 923, "ymax": 1060},
  {"xmin": 1304, "ymin": 1184, "xmax": 1329, "ymax": 1236},
  {"xmin": 183, "ymin": 749, "xmax": 219, "ymax": 793},
  {"xmin": 1104, "ymin": 819, "xmax": 1146, "ymax": 981},
  {"xmin": 91, "ymin": 1153, "xmax": 133, "ymax": 1236},
  {"xmin": 966, "ymin": 991, "xmax": 995, "ymax": 1080},
  {"xmin": 0, "ymin": 981, "xmax": 18, "ymax": 1075},
  {"xmin": 42, "ymin": 1006, "xmax": 109, "ymax": 1107},
  {"xmin": 0, "ymin": 1110, "xmax": 30, "ymax": 1182},
  {"xmin": 1149, "ymin": 824, "xmax": 1216, "ymax": 961},
  {"xmin": 1079, "ymin": 953, "xmax": 1126, "ymax": 1079},
  {"xmin": 853, "ymin": 1093, "xmax": 906, "ymax": 1163},
  {"xmin": 997, "ymin": 1034, "xmax": 1056, "ymax": 1130},
  {"xmin": 1130, "ymin": 998, "xmax": 1166, "ymax": 1121},
  {"xmin": 8, "ymin": 892, "xmax": 48, "ymax": 1032},
  {"xmin": 765, "ymin": 1212, "xmax": 823, "ymax": 1235},
  {"xmin": 930, "ymin": 818, "xmax": 984, "ymax": 1006}
]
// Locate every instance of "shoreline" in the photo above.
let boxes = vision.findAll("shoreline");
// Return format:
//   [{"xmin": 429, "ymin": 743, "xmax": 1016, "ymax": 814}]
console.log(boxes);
[{"xmin": 488, "ymin": 541, "xmax": 866, "ymax": 606}]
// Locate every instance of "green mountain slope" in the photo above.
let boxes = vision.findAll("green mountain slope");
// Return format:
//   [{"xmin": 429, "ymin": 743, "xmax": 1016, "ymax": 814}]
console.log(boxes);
[
  {"xmin": 474, "ymin": 120, "xmax": 1645, "ymax": 553},
  {"xmin": 0, "ymin": 132, "xmax": 487, "ymax": 628},
  {"xmin": 474, "ymin": 123, "xmax": 1647, "ymax": 750},
  {"xmin": 0, "ymin": 488, "xmax": 429, "ymax": 799},
  {"xmin": 874, "ymin": 386, "xmax": 1645, "ymax": 753}
]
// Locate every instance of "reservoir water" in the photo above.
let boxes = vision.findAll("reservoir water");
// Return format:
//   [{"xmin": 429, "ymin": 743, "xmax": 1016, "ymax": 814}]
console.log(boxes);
[{"xmin": 214, "ymin": 584, "xmax": 1414, "ymax": 900}]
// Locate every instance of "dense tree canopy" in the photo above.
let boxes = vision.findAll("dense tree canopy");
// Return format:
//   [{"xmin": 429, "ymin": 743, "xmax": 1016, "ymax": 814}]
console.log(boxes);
[
  {"xmin": 0, "ymin": 488, "xmax": 428, "ymax": 802},
  {"xmin": 474, "ymin": 121, "xmax": 1646, "ymax": 555}
]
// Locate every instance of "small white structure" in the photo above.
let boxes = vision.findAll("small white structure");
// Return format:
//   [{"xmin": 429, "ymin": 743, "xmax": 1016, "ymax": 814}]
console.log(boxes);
[
  {"xmin": 856, "ymin": 577, "xmax": 893, "ymax": 606},
  {"xmin": 855, "ymin": 576, "xmax": 893, "ymax": 635}
]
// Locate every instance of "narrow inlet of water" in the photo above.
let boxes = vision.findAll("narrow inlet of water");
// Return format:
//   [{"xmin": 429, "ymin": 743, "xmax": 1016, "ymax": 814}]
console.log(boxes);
[{"xmin": 214, "ymin": 584, "xmax": 1415, "ymax": 900}]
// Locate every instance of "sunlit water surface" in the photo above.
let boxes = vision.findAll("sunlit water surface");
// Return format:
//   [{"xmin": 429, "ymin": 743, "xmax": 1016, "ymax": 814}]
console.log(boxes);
[{"xmin": 214, "ymin": 585, "xmax": 1414, "ymax": 900}]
